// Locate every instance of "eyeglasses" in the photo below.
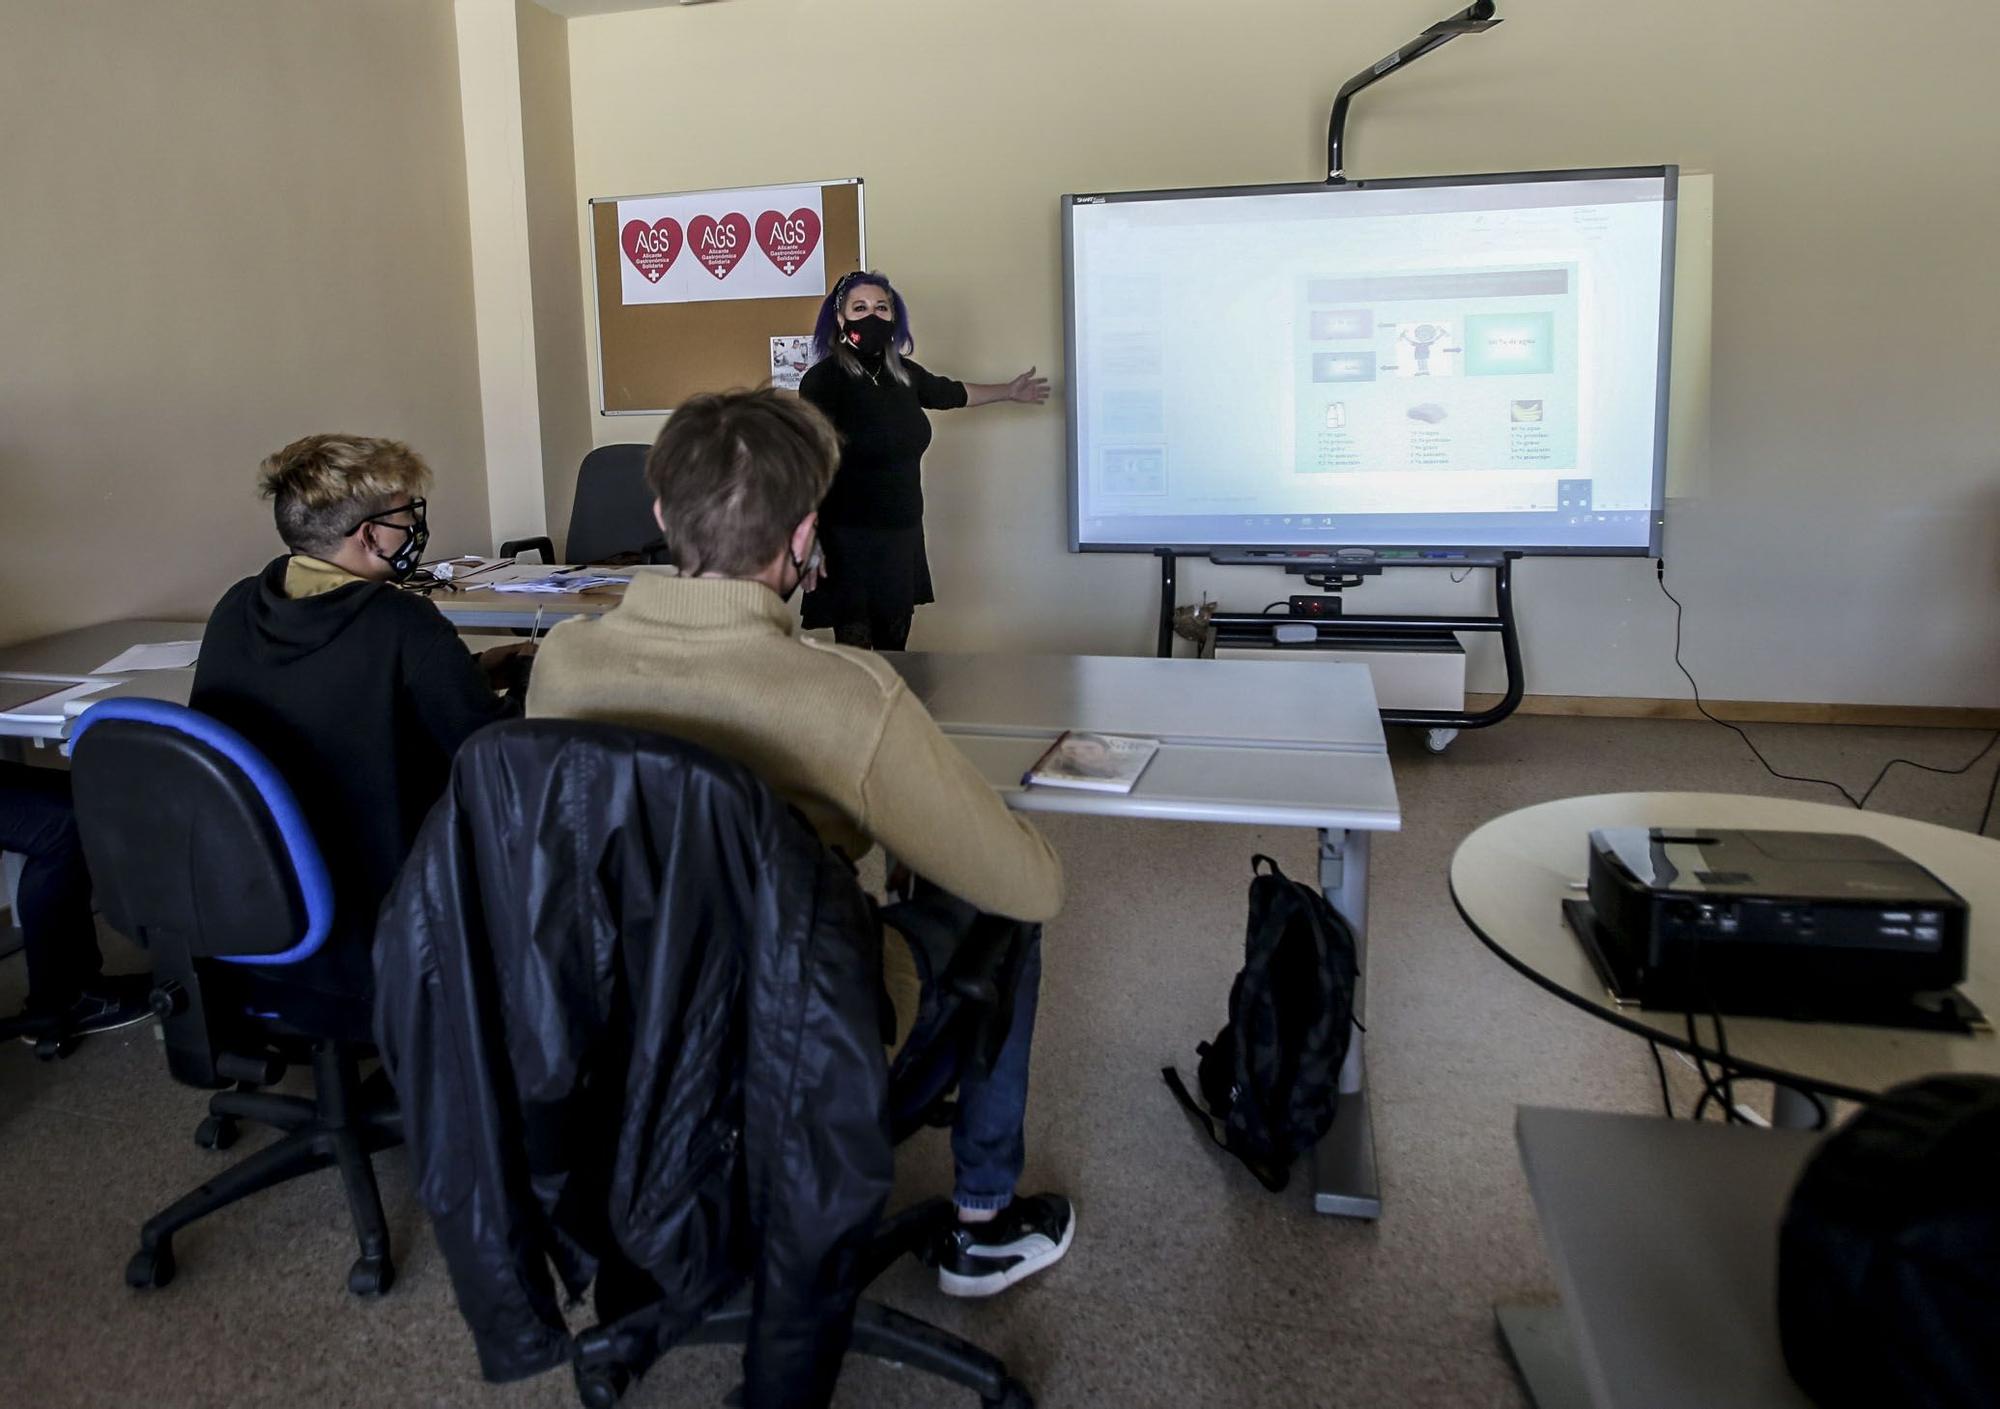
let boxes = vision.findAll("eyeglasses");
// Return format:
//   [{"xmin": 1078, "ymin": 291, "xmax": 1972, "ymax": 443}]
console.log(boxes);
[{"xmin": 350, "ymin": 497, "xmax": 427, "ymax": 536}]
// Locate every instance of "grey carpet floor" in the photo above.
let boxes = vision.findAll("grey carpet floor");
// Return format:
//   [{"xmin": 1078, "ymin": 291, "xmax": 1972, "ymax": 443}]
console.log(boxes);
[{"xmin": 2, "ymin": 715, "xmax": 1992, "ymax": 1407}]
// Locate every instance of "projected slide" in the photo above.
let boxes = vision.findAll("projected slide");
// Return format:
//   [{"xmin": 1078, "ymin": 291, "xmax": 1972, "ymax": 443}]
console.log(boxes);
[
  {"xmin": 1065, "ymin": 170, "xmax": 1674, "ymax": 552},
  {"xmin": 1296, "ymin": 268, "xmax": 1578, "ymax": 475}
]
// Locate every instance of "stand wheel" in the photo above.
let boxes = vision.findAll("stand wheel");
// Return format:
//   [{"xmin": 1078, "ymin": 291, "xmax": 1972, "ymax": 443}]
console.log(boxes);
[
  {"xmin": 573, "ymin": 1363, "xmax": 631, "ymax": 1408},
  {"xmin": 347, "ymin": 1253, "xmax": 395, "ymax": 1297},
  {"xmin": 34, "ymin": 1033, "xmax": 79, "ymax": 1061},
  {"xmin": 982, "ymin": 1378, "xmax": 1035, "ymax": 1409},
  {"xmin": 195, "ymin": 1115, "xmax": 239, "ymax": 1150},
  {"xmin": 1424, "ymin": 727, "xmax": 1459, "ymax": 755},
  {"xmin": 126, "ymin": 1242, "xmax": 176, "ymax": 1290}
]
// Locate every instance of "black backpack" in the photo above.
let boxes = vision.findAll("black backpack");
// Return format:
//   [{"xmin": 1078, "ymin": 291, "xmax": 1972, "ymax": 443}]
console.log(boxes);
[
  {"xmin": 1163, "ymin": 854, "xmax": 1360, "ymax": 1191},
  {"xmin": 1779, "ymin": 1073, "xmax": 2000, "ymax": 1408}
]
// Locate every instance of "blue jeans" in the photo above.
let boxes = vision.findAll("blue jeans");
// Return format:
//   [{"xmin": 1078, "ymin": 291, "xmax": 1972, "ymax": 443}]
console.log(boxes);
[
  {"xmin": 883, "ymin": 889, "xmax": 1044, "ymax": 1214},
  {"xmin": 0, "ymin": 763, "xmax": 101, "ymax": 1013}
]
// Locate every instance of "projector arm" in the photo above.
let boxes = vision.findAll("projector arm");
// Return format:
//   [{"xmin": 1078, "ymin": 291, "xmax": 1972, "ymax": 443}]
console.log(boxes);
[{"xmin": 1326, "ymin": 1, "xmax": 1502, "ymax": 182}]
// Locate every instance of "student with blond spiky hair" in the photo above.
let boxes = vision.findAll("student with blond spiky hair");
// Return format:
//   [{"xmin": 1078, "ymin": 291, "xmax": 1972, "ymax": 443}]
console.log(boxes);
[{"xmin": 191, "ymin": 434, "xmax": 522, "ymax": 1018}]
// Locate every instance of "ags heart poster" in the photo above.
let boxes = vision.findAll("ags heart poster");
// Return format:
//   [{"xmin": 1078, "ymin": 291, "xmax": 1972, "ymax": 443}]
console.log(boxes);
[{"xmin": 617, "ymin": 183, "xmax": 826, "ymax": 306}]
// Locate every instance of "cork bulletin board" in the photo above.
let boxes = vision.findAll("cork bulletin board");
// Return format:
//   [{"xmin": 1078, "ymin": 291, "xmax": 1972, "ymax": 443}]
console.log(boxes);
[{"xmin": 590, "ymin": 178, "xmax": 864, "ymax": 413}]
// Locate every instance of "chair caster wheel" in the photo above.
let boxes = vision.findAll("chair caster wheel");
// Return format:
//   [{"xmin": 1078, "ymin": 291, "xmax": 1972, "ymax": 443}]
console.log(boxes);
[
  {"xmin": 33, "ymin": 1034, "xmax": 79, "ymax": 1061},
  {"xmin": 347, "ymin": 1254, "xmax": 395, "ymax": 1297},
  {"xmin": 573, "ymin": 1363, "xmax": 630, "ymax": 1408},
  {"xmin": 194, "ymin": 1115, "xmax": 239, "ymax": 1150},
  {"xmin": 982, "ymin": 1378, "xmax": 1034, "ymax": 1409},
  {"xmin": 126, "ymin": 1242, "xmax": 176, "ymax": 1290},
  {"xmin": 1424, "ymin": 727, "xmax": 1459, "ymax": 755}
]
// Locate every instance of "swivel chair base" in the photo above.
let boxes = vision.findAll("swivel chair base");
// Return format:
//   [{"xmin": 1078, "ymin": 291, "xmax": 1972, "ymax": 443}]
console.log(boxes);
[
  {"xmin": 572, "ymin": 1199, "xmax": 1035, "ymax": 1408},
  {"xmin": 124, "ymin": 1041, "xmax": 403, "ymax": 1297}
]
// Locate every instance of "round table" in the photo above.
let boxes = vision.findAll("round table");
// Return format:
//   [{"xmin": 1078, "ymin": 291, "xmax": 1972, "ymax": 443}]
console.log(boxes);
[{"xmin": 1450, "ymin": 792, "xmax": 2000, "ymax": 1125}]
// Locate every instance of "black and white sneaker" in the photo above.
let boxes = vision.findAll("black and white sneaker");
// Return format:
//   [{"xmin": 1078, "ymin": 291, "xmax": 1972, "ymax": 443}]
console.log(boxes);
[
  {"xmin": 9, "ymin": 975, "xmax": 154, "ymax": 1045},
  {"xmin": 936, "ymin": 1193, "xmax": 1075, "ymax": 1298}
]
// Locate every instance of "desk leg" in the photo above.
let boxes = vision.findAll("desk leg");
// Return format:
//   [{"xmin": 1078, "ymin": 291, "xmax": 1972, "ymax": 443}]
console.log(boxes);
[
  {"xmin": 1312, "ymin": 828, "xmax": 1382, "ymax": 1219},
  {"xmin": 1493, "ymin": 1303, "xmax": 1592, "ymax": 1409}
]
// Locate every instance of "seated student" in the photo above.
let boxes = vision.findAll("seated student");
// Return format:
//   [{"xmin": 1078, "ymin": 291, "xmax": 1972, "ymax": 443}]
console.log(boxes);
[
  {"xmin": 191, "ymin": 435, "xmax": 523, "ymax": 1010},
  {"xmin": 528, "ymin": 389, "xmax": 1075, "ymax": 1297},
  {"xmin": 0, "ymin": 764, "xmax": 150, "ymax": 1040}
]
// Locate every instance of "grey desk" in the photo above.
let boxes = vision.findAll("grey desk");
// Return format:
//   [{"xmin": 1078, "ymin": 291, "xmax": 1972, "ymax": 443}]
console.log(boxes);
[
  {"xmin": 1452, "ymin": 793, "xmax": 2000, "ymax": 1126},
  {"xmin": 2, "ymin": 620, "xmax": 528, "ymax": 748},
  {"xmin": 887, "ymin": 651, "xmax": 1401, "ymax": 1216},
  {"xmin": 0, "ymin": 620, "xmax": 204, "ymax": 747},
  {"xmin": 46, "ymin": 634, "xmax": 527, "ymax": 736},
  {"xmin": 1504, "ymin": 1106, "xmax": 1817, "ymax": 1409},
  {"xmin": 0, "ymin": 619, "xmax": 202, "ymax": 678}
]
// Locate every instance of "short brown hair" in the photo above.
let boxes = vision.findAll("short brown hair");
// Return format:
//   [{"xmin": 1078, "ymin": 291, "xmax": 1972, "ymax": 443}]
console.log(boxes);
[
  {"xmin": 647, "ymin": 389, "xmax": 840, "ymax": 575},
  {"xmin": 258, "ymin": 434, "xmax": 430, "ymax": 557}
]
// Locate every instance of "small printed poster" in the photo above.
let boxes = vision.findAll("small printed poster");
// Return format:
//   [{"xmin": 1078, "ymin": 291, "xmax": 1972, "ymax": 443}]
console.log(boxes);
[
  {"xmin": 769, "ymin": 335, "xmax": 814, "ymax": 391},
  {"xmin": 617, "ymin": 183, "xmax": 826, "ymax": 306}
]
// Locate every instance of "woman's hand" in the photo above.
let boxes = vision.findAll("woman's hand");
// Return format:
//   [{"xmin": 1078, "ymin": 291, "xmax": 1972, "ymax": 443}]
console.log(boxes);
[
  {"xmin": 964, "ymin": 369, "xmax": 1054, "ymax": 407},
  {"xmin": 1007, "ymin": 367, "xmax": 1051, "ymax": 404}
]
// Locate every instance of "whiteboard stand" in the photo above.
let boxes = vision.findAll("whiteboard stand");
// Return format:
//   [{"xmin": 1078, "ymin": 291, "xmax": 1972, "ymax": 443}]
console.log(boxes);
[{"xmin": 1154, "ymin": 549, "xmax": 1525, "ymax": 753}]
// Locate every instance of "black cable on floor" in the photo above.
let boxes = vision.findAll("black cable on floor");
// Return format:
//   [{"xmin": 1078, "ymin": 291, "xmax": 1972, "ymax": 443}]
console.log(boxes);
[
  {"xmin": 1855, "ymin": 732, "xmax": 2000, "ymax": 812},
  {"xmin": 1705, "ymin": 981, "xmax": 1741, "ymax": 1124},
  {"xmin": 1981, "ymin": 750, "xmax": 2000, "ymax": 838},
  {"xmin": 1658, "ymin": 559, "xmax": 2000, "ymax": 828},
  {"xmin": 1647, "ymin": 1041, "xmax": 1676, "ymax": 1119}
]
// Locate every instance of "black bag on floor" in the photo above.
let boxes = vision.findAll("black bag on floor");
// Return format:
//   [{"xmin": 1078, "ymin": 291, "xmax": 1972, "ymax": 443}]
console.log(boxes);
[
  {"xmin": 1778, "ymin": 1073, "xmax": 2000, "ymax": 1408},
  {"xmin": 1163, "ymin": 854, "xmax": 1359, "ymax": 1192}
]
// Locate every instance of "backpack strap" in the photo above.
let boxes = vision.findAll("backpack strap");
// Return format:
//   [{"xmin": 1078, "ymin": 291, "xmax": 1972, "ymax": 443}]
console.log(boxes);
[{"xmin": 1161, "ymin": 1066, "xmax": 1226, "ymax": 1149}]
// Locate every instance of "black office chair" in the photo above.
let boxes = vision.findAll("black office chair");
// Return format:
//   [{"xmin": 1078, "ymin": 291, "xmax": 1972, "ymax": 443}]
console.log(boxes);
[
  {"xmin": 500, "ymin": 444, "xmax": 660, "ymax": 565},
  {"xmin": 377, "ymin": 720, "xmax": 1033, "ymax": 1408},
  {"xmin": 572, "ymin": 918, "xmax": 1035, "ymax": 1407},
  {"xmin": 68, "ymin": 699, "xmax": 401, "ymax": 1296}
]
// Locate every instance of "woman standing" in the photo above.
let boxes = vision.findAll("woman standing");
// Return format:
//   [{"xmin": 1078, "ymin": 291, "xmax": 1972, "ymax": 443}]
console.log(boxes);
[{"xmin": 797, "ymin": 270, "xmax": 1048, "ymax": 650}]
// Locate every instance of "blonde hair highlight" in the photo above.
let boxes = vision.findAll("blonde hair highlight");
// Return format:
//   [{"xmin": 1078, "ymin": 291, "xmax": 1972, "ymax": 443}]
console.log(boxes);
[{"xmin": 258, "ymin": 434, "xmax": 431, "ymax": 556}]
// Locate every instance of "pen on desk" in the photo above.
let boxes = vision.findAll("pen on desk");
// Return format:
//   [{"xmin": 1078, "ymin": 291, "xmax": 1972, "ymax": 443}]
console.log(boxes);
[{"xmin": 1020, "ymin": 735, "xmax": 1065, "ymax": 787}]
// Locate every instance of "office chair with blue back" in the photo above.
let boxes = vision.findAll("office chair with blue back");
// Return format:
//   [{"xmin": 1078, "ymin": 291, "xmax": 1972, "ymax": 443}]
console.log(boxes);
[{"xmin": 68, "ymin": 698, "xmax": 402, "ymax": 1296}]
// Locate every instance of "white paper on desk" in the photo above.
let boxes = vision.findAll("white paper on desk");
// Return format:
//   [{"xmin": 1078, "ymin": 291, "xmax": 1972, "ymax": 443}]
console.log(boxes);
[
  {"xmin": 93, "ymin": 641, "xmax": 201, "ymax": 673},
  {"xmin": 1, "ymin": 679, "xmax": 113, "ymax": 719},
  {"xmin": 488, "ymin": 574, "xmax": 631, "ymax": 594},
  {"xmin": 426, "ymin": 556, "xmax": 509, "ymax": 583}
]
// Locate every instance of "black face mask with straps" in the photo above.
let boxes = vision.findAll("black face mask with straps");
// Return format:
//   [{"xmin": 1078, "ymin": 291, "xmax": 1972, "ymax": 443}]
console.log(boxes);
[
  {"xmin": 783, "ymin": 533, "xmax": 822, "ymax": 604},
  {"xmin": 841, "ymin": 315, "xmax": 894, "ymax": 360},
  {"xmin": 353, "ymin": 498, "xmax": 430, "ymax": 583}
]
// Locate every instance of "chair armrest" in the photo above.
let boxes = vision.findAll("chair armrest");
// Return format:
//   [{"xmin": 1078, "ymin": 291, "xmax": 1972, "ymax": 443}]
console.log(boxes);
[{"xmin": 499, "ymin": 536, "xmax": 555, "ymax": 564}]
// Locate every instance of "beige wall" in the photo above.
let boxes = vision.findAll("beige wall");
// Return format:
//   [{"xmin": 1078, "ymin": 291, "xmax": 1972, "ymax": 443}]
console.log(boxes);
[
  {"xmin": 564, "ymin": 0, "xmax": 2000, "ymax": 706},
  {"xmin": 454, "ymin": 0, "xmax": 549, "ymax": 550},
  {"xmin": 0, "ymin": 0, "xmax": 490, "ymax": 646},
  {"xmin": 516, "ymin": 0, "xmax": 594, "ymax": 550}
]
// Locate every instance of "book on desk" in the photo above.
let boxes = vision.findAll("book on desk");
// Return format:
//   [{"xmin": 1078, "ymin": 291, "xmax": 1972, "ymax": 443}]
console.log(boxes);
[{"xmin": 1021, "ymin": 731, "xmax": 1159, "ymax": 794}]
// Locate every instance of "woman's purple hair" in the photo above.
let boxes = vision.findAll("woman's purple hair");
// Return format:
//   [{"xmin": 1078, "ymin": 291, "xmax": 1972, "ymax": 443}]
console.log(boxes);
[{"xmin": 810, "ymin": 269, "xmax": 915, "ymax": 363}]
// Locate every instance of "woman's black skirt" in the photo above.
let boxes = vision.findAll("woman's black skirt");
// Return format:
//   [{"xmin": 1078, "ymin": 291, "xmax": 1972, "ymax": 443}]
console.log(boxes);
[{"xmin": 801, "ymin": 521, "xmax": 934, "ymax": 629}]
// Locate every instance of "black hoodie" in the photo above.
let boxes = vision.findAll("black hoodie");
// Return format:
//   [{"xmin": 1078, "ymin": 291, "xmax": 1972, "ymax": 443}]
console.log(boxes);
[{"xmin": 191, "ymin": 557, "xmax": 513, "ymax": 1001}]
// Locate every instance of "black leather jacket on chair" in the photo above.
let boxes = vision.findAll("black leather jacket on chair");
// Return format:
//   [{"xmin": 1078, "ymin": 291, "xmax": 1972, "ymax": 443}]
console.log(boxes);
[{"xmin": 372, "ymin": 719, "xmax": 894, "ymax": 1408}]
